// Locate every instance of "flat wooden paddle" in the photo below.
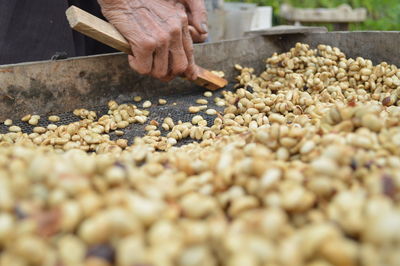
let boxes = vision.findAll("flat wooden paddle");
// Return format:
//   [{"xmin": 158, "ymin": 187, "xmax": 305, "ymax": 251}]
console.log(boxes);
[{"xmin": 66, "ymin": 5, "xmax": 227, "ymax": 91}]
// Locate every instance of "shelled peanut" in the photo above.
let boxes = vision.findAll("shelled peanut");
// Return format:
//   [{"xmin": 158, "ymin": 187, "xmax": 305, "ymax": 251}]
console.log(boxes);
[{"xmin": 0, "ymin": 43, "xmax": 400, "ymax": 266}]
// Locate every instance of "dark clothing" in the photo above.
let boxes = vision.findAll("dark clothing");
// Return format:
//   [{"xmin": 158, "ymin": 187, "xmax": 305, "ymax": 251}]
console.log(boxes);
[{"xmin": 0, "ymin": 0, "xmax": 115, "ymax": 65}]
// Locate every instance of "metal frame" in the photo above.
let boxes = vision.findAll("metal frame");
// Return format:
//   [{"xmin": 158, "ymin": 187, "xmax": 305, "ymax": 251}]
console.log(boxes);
[{"xmin": 1, "ymin": 31, "xmax": 399, "ymax": 120}]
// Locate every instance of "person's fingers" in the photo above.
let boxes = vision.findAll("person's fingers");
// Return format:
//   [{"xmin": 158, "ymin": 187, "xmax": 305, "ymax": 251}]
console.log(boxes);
[
  {"xmin": 167, "ymin": 10, "xmax": 189, "ymax": 76},
  {"xmin": 169, "ymin": 40, "xmax": 189, "ymax": 76},
  {"xmin": 189, "ymin": 25, "xmax": 208, "ymax": 43},
  {"xmin": 151, "ymin": 32, "xmax": 170, "ymax": 79},
  {"xmin": 184, "ymin": 0, "xmax": 208, "ymax": 35},
  {"xmin": 128, "ymin": 55, "xmax": 138, "ymax": 73},
  {"xmin": 182, "ymin": 22, "xmax": 198, "ymax": 80},
  {"xmin": 125, "ymin": 10, "xmax": 159, "ymax": 75},
  {"xmin": 159, "ymin": 3, "xmax": 192, "ymax": 81},
  {"xmin": 128, "ymin": 38, "xmax": 155, "ymax": 75},
  {"xmin": 161, "ymin": 29, "xmax": 190, "ymax": 82}
]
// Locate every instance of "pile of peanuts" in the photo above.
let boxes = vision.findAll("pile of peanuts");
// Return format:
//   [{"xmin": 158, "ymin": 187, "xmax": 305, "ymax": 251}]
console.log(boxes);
[{"xmin": 0, "ymin": 43, "xmax": 399, "ymax": 266}]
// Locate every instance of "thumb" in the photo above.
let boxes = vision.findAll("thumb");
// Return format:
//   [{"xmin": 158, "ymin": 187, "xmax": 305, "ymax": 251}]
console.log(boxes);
[
  {"xmin": 185, "ymin": 0, "xmax": 208, "ymax": 35},
  {"xmin": 189, "ymin": 26, "xmax": 208, "ymax": 43}
]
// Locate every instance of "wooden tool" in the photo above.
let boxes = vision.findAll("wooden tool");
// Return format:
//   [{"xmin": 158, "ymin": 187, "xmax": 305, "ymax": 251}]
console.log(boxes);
[{"xmin": 66, "ymin": 5, "xmax": 227, "ymax": 91}]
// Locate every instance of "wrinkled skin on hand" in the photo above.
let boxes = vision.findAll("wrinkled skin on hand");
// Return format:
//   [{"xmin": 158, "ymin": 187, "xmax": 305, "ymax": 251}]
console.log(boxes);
[
  {"xmin": 177, "ymin": 0, "xmax": 208, "ymax": 43},
  {"xmin": 98, "ymin": 0, "xmax": 201, "ymax": 81}
]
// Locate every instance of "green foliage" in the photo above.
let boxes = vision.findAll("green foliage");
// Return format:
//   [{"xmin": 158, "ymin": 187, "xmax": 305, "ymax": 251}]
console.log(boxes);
[{"xmin": 225, "ymin": 0, "xmax": 400, "ymax": 30}]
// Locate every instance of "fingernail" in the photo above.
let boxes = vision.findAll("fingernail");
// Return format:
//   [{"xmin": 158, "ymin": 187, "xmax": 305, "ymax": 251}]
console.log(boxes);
[{"xmin": 201, "ymin": 23, "xmax": 208, "ymax": 33}]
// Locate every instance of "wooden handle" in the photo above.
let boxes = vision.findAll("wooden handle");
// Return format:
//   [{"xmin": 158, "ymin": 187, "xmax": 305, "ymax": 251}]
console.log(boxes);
[{"xmin": 66, "ymin": 5, "xmax": 227, "ymax": 91}]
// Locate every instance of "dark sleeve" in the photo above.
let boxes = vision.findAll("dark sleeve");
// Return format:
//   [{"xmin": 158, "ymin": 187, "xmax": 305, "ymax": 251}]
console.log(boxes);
[
  {"xmin": 0, "ymin": 0, "xmax": 75, "ymax": 65},
  {"xmin": 0, "ymin": 0, "xmax": 116, "ymax": 65}
]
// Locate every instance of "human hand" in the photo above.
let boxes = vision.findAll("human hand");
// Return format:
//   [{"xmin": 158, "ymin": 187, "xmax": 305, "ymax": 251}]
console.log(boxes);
[
  {"xmin": 98, "ymin": 0, "xmax": 198, "ymax": 81},
  {"xmin": 177, "ymin": 0, "xmax": 209, "ymax": 43}
]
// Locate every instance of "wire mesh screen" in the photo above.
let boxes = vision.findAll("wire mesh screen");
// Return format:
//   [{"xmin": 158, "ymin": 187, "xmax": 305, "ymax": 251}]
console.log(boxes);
[{"xmin": 0, "ymin": 84, "xmax": 235, "ymax": 146}]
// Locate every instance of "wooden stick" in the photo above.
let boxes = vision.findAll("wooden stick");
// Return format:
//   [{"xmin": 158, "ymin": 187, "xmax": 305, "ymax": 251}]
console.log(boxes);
[{"xmin": 66, "ymin": 5, "xmax": 227, "ymax": 91}]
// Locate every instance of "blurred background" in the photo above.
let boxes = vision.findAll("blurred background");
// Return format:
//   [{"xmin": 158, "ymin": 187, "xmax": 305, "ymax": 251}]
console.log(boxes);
[{"xmin": 207, "ymin": 0, "xmax": 400, "ymax": 41}]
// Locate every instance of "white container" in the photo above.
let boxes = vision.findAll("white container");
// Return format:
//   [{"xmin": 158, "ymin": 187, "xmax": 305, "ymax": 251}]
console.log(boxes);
[
  {"xmin": 205, "ymin": 0, "xmax": 225, "ymax": 42},
  {"xmin": 208, "ymin": 9, "xmax": 225, "ymax": 42},
  {"xmin": 223, "ymin": 3, "xmax": 257, "ymax": 40},
  {"xmin": 251, "ymin": 6, "xmax": 273, "ymax": 30}
]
